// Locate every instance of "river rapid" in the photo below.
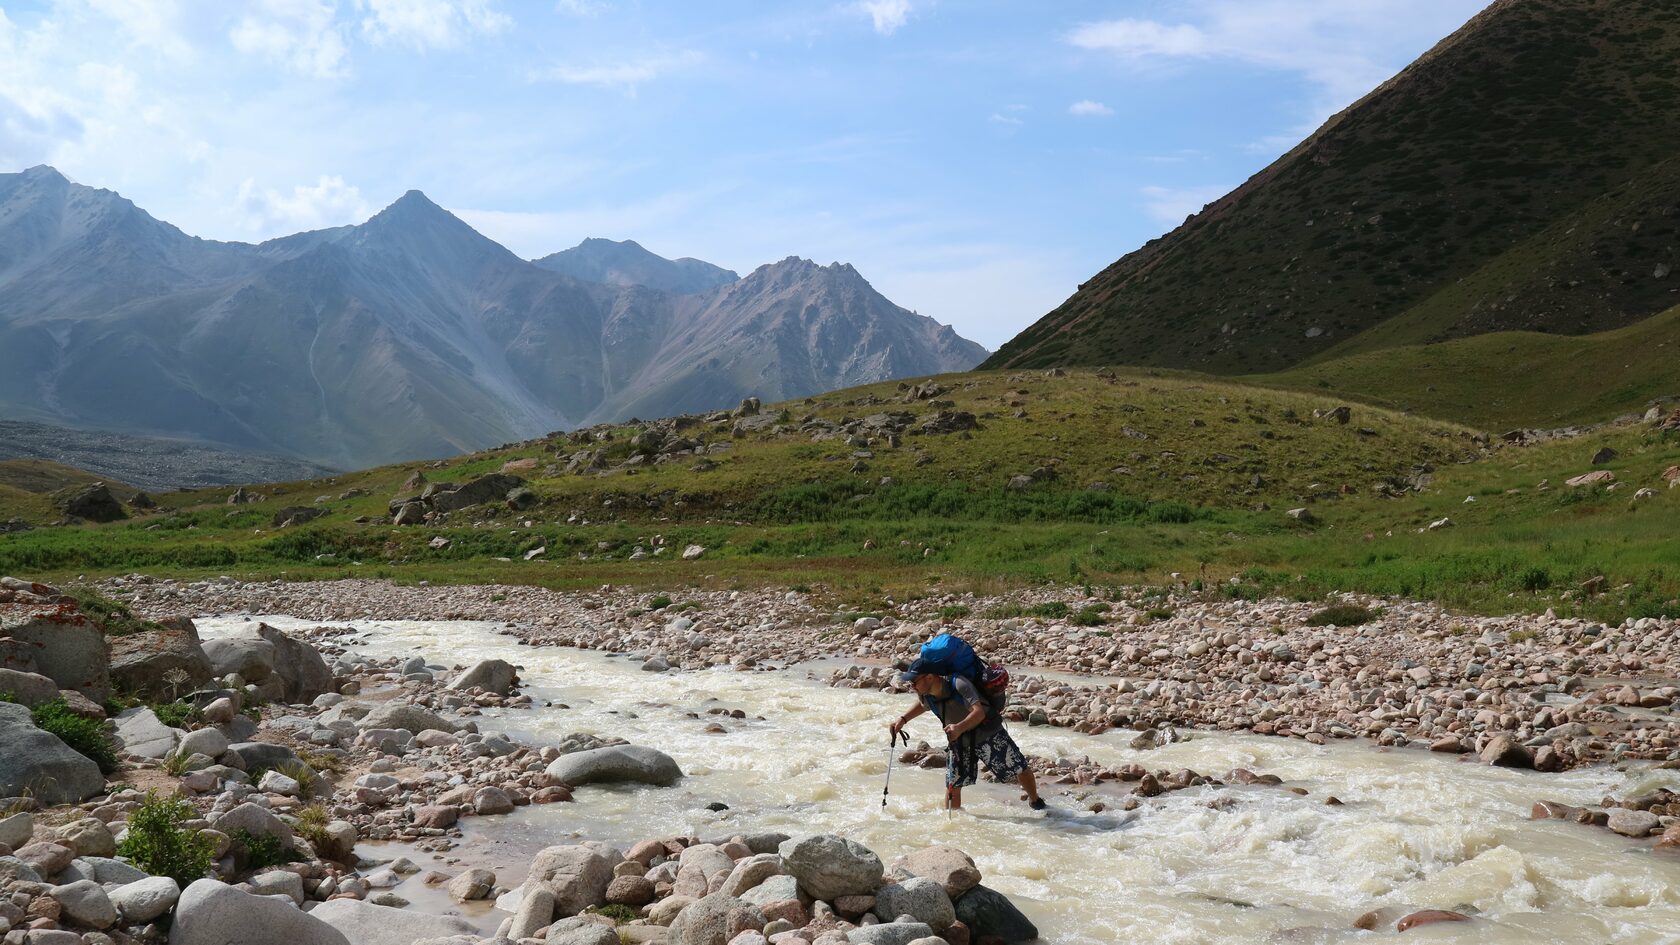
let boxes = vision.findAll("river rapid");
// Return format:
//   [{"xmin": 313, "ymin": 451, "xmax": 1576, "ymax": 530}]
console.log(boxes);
[{"xmin": 199, "ymin": 616, "xmax": 1680, "ymax": 945}]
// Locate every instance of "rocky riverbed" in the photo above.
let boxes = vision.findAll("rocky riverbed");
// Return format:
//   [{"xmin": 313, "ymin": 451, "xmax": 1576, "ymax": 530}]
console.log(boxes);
[
  {"xmin": 3, "ymin": 576, "xmax": 1680, "ymax": 944},
  {"xmin": 104, "ymin": 576, "xmax": 1680, "ymax": 771}
]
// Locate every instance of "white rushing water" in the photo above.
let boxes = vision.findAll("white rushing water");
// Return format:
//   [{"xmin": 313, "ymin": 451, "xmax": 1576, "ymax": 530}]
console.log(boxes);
[{"xmin": 199, "ymin": 617, "xmax": 1680, "ymax": 945}]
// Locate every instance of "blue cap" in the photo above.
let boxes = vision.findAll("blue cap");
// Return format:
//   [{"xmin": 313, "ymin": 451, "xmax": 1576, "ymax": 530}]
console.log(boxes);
[{"xmin": 898, "ymin": 657, "xmax": 934, "ymax": 685}]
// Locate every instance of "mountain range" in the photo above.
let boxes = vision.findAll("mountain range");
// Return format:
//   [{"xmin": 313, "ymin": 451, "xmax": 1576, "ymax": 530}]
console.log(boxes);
[
  {"xmin": 987, "ymin": 0, "xmax": 1680, "ymax": 379},
  {"xmin": 0, "ymin": 166, "xmax": 986, "ymax": 471}
]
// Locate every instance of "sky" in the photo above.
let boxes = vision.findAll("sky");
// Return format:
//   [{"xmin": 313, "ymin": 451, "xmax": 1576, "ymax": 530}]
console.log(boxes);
[{"xmin": 0, "ymin": 0, "xmax": 1492, "ymax": 348}]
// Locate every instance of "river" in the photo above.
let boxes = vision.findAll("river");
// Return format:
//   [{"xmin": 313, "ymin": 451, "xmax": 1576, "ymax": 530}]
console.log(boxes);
[{"xmin": 198, "ymin": 616, "xmax": 1680, "ymax": 945}]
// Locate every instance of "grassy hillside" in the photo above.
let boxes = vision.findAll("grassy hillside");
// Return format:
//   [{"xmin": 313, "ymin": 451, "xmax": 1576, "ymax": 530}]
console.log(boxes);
[
  {"xmin": 1256, "ymin": 304, "xmax": 1680, "ymax": 430},
  {"xmin": 0, "ymin": 459, "xmax": 136, "ymax": 525},
  {"xmin": 1, "ymin": 369, "xmax": 1677, "ymax": 621},
  {"xmin": 988, "ymin": 0, "xmax": 1680, "ymax": 374}
]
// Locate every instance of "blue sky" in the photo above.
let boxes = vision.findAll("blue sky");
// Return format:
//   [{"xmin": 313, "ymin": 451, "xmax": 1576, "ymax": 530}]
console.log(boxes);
[{"xmin": 0, "ymin": 0, "xmax": 1490, "ymax": 348}]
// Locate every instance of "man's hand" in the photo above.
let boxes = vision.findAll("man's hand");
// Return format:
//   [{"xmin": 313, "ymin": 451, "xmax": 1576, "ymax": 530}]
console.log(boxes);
[
  {"xmin": 888, "ymin": 719, "xmax": 903, "ymax": 739},
  {"xmin": 943, "ymin": 723, "xmax": 961, "ymax": 743}
]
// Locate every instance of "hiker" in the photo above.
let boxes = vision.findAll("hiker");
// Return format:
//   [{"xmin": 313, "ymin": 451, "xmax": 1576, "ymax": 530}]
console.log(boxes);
[{"xmin": 890, "ymin": 655, "xmax": 1046, "ymax": 811}]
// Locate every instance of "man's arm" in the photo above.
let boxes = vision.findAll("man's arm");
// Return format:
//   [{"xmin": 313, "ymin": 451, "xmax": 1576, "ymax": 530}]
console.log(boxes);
[
  {"xmin": 890, "ymin": 701, "xmax": 927, "ymax": 737},
  {"xmin": 945, "ymin": 703, "xmax": 987, "ymax": 742}
]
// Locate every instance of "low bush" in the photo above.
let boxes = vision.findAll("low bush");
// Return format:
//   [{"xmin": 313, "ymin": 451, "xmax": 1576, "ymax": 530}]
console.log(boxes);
[
  {"xmin": 28, "ymin": 699, "xmax": 119, "ymax": 773},
  {"xmin": 115, "ymin": 793, "xmax": 215, "ymax": 887},
  {"xmin": 1305, "ymin": 604, "xmax": 1378, "ymax": 627},
  {"xmin": 232, "ymin": 828, "xmax": 302, "ymax": 871}
]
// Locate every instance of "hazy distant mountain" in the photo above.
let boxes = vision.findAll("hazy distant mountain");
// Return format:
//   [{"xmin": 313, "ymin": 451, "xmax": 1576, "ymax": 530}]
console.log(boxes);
[
  {"xmin": 0, "ymin": 167, "xmax": 988, "ymax": 469},
  {"xmin": 533, "ymin": 238, "xmax": 739, "ymax": 294}
]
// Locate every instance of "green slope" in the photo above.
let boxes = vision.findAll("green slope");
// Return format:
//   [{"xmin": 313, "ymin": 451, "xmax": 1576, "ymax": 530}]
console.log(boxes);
[
  {"xmin": 4, "ymin": 368, "xmax": 1680, "ymax": 621},
  {"xmin": 988, "ymin": 0, "xmax": 1680, "ymax": 375},
  {"xmin": 1257, "ymin": 305, "xmax": 1680, "ymax": 430}
]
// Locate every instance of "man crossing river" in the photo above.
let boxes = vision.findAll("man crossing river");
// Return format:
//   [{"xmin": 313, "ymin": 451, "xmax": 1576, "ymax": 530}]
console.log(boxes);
[{"xmin": 889, "ymin": 654, "xmax": 1046, "ymax": 811}]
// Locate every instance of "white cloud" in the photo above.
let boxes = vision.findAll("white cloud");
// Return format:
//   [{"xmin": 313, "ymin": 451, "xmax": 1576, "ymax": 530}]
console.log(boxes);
[
  {"xmin": 1068, "ymin": 99, "xmax": 1113, "ymax": 117},
  {"xmin": 1069, "ymin": 1, "xmax": 1491, "ymax": 121},
  {"xmin": 1140, "ymin": 184, "xmax": 1230, "ymax": 225},
  {"xmin": 988, "ymin": 112, "xmax": 1021, "ymax": 126},
  {"xmin": 237, "ymin": 174, "xmax": 373, "ymax": 232},
  {"xmin": 1069, "ymin": 20, "xmax": 1208, "ymax": 58},
  {"xmin": 530, "ymin": 50, "xmax": 703, "ymax": 91},
  {"xmin": 357, "ymin": 0, "xmax": 511, "ymax": 50},
  {"xmin": 231, "ymin": 1, "xmax": 350, "ymax": 79},
  {"xmin": 85, "ymin": 0, "xmax": 193, "ymax": 59},
  {"xmin": 855, "ymin": 0, "xmax": 911, "ymax": 36},
  {"xmin": 554, "ymin": 0, "xmax": 609, "ymax": 14}
]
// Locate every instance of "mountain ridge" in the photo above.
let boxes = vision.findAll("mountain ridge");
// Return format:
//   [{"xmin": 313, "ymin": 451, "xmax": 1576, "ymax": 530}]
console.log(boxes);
[
  {"xmin": 987, "ymin": 0, "xmax": 1680, "ymax": 375},
  {"xmin": 0, "ymin": 168, "xmax": 987, "ymax": 470}
]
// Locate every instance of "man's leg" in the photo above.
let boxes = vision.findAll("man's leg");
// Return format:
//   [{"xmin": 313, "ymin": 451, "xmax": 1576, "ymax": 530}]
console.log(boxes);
[
  {"xmin": 945, "ymin": 783, "xmax": 963, "ymax": 810},
  {"xmin": 1017, "ymin": 767, "xmax": 1043, "ymax": 807}
]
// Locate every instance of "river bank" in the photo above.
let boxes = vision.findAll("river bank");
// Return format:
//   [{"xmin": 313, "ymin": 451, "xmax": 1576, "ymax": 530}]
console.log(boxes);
[{"xmin": 105, "ymin": 576, "xmax": 1680, "ymax": 771}]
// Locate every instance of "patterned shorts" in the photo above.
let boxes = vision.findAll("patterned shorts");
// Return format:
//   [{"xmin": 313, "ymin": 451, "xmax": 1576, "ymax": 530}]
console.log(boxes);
[{"xmin": 947, "ymin": 728, "xmax": 1029, "ymax": 787}]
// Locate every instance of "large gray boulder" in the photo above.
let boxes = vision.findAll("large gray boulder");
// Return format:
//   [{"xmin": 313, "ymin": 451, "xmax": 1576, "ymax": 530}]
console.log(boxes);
[
  {"xmin": 425, "ymin": 473, "xmax": 525, "ymax": 513},
  {"xmin": 202, "ymin": 636, "xmax": 276, "ymax": 682},
  {"xmin": 109, "ymin": 617, "xmax": 213, "ymax": 701},
  {"xmin": 527, "ymin": 844, "xmax": 613, "ymax": 917},
  {"xmin": 779, "ymin": 834, "xmax": 883, "ymax": 902},
  {"xmin": 0, "ymin": 668, "xmax": 60, "ymax": 706},
  {"xmin": 252, "ymin": 623, "xmax": 334, "ymax": 703},
  {"xmin": 740, "ymin": 875, "xmax": 801, "ymax": 908},
  {"xmin": 890, "ymin": 846, "xmax": 981, "ymax": 899},
  {"xmin": 0, "ymin": 611, "xmax": 111, "ymax": 702},
  {"xmin": 544, "ymin": 745, "xmax": 682, "ymax": 787},
  {"xmin": 848, "ymin": 923, "xmax": 935, "ymax": 945},
  {"xmin": 60, "ymin": 483, "xmax": 127, "ymax": 522},
  {"xmin": 110, "ymin": 876, "xmax": 181, "ymax": 924},
  {"xmin": 309, "ymin": 898, "xmax": 477, "ymax": 945},
  {"xmin": 448, "ymin": 659, "xmax": 517, "ymax": 695},
  {"xmin": 210, "ymin": 802, "xmax": 294, "ymax": 846},
  {"xmin": 667, "ymin": 893, "xmax": 765, "ymax": 945},
  {"xmin": 114, "ymin": 707, "xmax": 182, "ymax": 759},
  {"xmin": 0, "ymin": 702, "xmax": 104, "ymax": 804},
  {"xmin": 543, "ymin": 917, "xmax": 619, "ymax": 945},
  {"xmin": 223, "ymin": 742, "xmax": 299, "ymax": 772},
  {"xmin": 953, "ymin": 884, "xmax": 1037, "ymax": 943},
  {"xmin": 357, "ymin": 702, "xmax": 455, "ymax": 735},
  {"xmin": 873, "ymin": 878, "xmax": 954, "ymax": 931},
  {"xmin": 169, "ymin": 879, "xmax": 350, "ymax": 945}
]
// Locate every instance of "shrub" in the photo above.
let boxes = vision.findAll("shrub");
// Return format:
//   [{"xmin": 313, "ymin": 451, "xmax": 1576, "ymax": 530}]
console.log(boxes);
[
  {"xmin": 116, "ymin": 793, "xmax": 215, "ymax": 887},
  {"xmin": 1519, "ymin": 567, "xmax": 1552, "ymax": 592},
  {"xmin": 29, "ymin": 699, "xmax": 119, "ymax": 773},
  {"xmin": 1145, "ymin": 607, "xmax": 1174, "ymax": 622},
  {"xmin": 588, "ymin": 904, "xmax": 638, "ymax": 925},
  {"xmin": 937, "ymin": 605, "xmax": 971, "ymax": 620},
  {"xmin": 151, "ymin": 700, "xmax": 198, "ymax": 729},
  {"xmin": 648, "ymin": 595, "xmax": 673, "ymax": 610},
  {"xmin": 1070, "ymin": 604, "xmax": 1109, "ymax": 626},
  {"xmin": 1305, "ymin": 604, "xmax": 1378, "ymax": 627},
  {"xmin": 295, "ymin": 804, "xmax": 333, "ymax": 853},
  {"xmin": 232, "ymin": 828, "xmax": 302, "ymax": 871}
]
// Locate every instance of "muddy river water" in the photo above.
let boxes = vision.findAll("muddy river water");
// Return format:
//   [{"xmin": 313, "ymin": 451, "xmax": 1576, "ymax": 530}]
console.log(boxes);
[{"xmin": 199, "ymin": 616, "xmax": 1680, "ymax": 945}]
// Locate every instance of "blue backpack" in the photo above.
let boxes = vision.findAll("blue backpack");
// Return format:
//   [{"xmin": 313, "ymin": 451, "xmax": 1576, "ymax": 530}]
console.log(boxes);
[{"xmin": 917, "ymin": 633, "xmax": 1008, "ymax": 717}]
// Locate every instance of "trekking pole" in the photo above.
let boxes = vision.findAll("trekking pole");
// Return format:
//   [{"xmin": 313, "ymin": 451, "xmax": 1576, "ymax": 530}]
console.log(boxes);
[{"xmin": 882, "ymin": 729, "xmax": 907, "ymax": 808}]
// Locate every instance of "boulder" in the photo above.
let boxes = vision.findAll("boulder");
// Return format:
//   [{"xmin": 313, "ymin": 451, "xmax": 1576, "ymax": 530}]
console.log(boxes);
[
  {"xmin": 59, "ymin": 483, "xmax": 127, "ymax": 522},
  {"xmin": 527, "ymin": 844, "xmax": 614, "ymax": 917},
  {"xmin": 108, "ymin": 618, "xmax": 213, "ymax": 701},
  {"xmin": 1608, "ymin": 809, "xmax": 1661, "ymax": 838},
  {"xmin": 447, "ymin": 868, "xmax": 498, "ymax": 902},
  {"xmin": 1479, "ymin": 734, "xmax": 1533, "ymax": 769},
  {"xmin": 426, "ymin": 473, "xmax": 526, "ymax": 513},
  {"xmin": 448, "ymin": 659, "xmax": 518, "ymax": 695},
  {"xmin": 873, "ymin": 878, "xmax": 954, "ymax": 931},
  {"xmin": 0, "ymin": 610, "xmax": 111, "ymax": 702},
  {"xmin": 507, "ymin": 887, "xmax": 556, "ymax": 940},
  {"xmin": 224, "ymin": 741, "xmax": 299, "ymax": 772},
  {"xmin": 358, "ymin": 702, "xmax": 456, "ymax": 735},
  {"xmin": 545, "ymin": 919, "xmax": 620, "ymax": 945},
  {"xmin": 168, "ymin": 879, "xmax": 350, "ymax": 945},
  {"xmin": 202, "ymin": 636, "xmax": 277, "ymax": 682},
  {"xmin": 271, "ymin": 506, "xmax": 325, "ymax": 528},
  {"xmin": 252, "ymin": 623, "xmax": 334, "ymax": 703},
  {"xmin": 779, "ymin": 834, "xmax": 883, "ymax": 901},
  {"xmin": 667, "ymin": 893, "xmax": 765, "ymax": 945},
  {"xmin": 740, "ymin": 875, "xmax": 802, "ymax": 908},
  {"xmin": 847, "ymin": 923, "xmax": 935, "ymax": 945},
  {"xmin": 952, "ymin": 885, "xmax": 1036, "ymax": 943},
  {"xmin": 309, "ymin": 899, "xmax": 480, "ymax": 945},
  {"xmin": 60, "ymin": 817, "xmax": 116, "ymax": 857},
  {"xmin": 110, "ymin": 876, "xmax": 181, "ymax": 924},
  {"xmin": 212, "ymin": 802, "xmax": 294, "ymax": 846},
  {"xmin": 0, "ymin": 702, "xmax": 105, "ymax": 804},
  {"xmin": 177, "ymin": 726, "xmax": 231, "ymax": 761},
  {"xmin": 0, "ymin": 668, "xmax": 60, "ymax": 706},
  {"xmin": 891, "ymin": 846, "xmax": 981, "ymax": 899},
  {"xmin": 544, "ymin": 745, "xmax": 682, "ymax": 787},
  {"xmin": 49, "ymin": 879, "xmax": 117, "ymax": 929},
  {"xmin": 114, "ymin": 707, "xmax": 182, "ymax": 759},
  {"xmin": 0, "ymin": 812, "xmax": 32, "ymax": 848},
  {"xmin": 721, "ymin": 853, "xmax": 785, "ymax": 897}
]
